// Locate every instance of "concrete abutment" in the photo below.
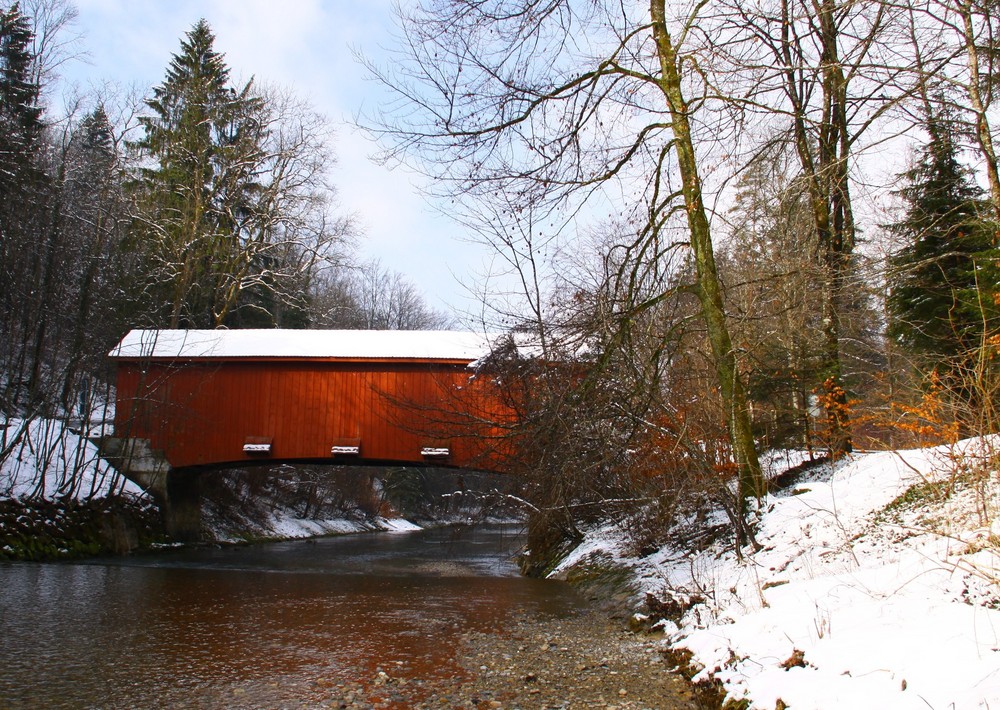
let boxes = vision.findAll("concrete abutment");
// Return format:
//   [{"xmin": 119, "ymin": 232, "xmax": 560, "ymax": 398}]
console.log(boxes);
[{"xmin": 95, "ymin": 437, "xmax": 203, "ymax": 541}]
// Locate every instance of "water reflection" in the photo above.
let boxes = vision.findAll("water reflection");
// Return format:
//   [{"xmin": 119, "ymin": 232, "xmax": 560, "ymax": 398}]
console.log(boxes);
[{"xmin": 0, "ymin": 525, "xmax": 584, "ymax": 709}]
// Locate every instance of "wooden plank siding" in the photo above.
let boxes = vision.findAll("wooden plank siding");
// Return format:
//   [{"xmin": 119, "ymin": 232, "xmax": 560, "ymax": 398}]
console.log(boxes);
[{"xmin": 113, "ymin": 357, "xmax": 510, "ymax": 472}]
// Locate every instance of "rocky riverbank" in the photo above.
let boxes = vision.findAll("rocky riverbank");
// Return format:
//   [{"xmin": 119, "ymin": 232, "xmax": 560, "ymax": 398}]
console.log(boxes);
[
  {"xmin": 289, "ymin": 611, "xmax": 711, "ymax": 710},
  {"xmin": 0, "ymin": 496, "xmax": 164, "ymax": 560}
]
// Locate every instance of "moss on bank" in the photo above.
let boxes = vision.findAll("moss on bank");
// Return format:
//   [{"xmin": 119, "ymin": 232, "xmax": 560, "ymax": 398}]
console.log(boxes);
[
  {"xmin": 0, "ymin": 497, "xmax": 165, "ymax": 561},
  {"xmin": 549, "ymin": 550, "xmax": 638, "ymax": 615}
]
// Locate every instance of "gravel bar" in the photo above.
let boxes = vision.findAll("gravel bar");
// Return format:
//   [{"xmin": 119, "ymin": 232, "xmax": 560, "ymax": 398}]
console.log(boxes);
[{"xmin": 326, "ymin": 611, "xmax": 704, "ymax": 709}]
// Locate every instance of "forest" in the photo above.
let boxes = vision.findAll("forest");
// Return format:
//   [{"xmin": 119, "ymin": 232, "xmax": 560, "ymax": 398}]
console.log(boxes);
[
  {"xmin": 0, "ymin": 2, "xmax": 450, "ymax": 507},
  {"xmin": 2, "ymin": 0, "xmax": 999, "ymax": 561}
]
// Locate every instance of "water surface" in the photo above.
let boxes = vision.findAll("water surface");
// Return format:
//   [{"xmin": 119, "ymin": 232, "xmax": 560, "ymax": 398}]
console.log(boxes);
[{"xmin": 0, "ymin": 525, "xmax": 585, "ymax": 708}]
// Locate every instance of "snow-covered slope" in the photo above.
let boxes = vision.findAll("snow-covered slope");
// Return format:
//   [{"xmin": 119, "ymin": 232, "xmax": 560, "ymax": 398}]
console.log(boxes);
[
  {"xmin": 1, "ymin": 417, "xmax": 142, "ymax": 500},
  {"xmin": 555, "ymin": 440, "xmax": 1000, "ymax": 709}
]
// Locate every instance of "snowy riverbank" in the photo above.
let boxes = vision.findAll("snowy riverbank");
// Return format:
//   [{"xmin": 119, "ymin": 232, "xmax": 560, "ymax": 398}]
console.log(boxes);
[
  {"xmin": 0, "ymin": 417, "xmax": 391, "ymax": 555},
  {"xmin": 204, "ymin": 501, "xmax": 423, "ymax": 543},
  {"xmin": 554, "ymin": 440, "xmax": 1000, "ymax": 709}
]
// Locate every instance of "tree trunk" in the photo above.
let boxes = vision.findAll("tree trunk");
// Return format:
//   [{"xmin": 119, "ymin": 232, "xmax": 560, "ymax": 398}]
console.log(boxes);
[
  {"xmin": 650, "ymin": 0, "xmax": 766, "ymax": 503},
  {"xmin": 780, "ymin": 0, "xmax": 854, "ymax": 458},
  {"xmin": 959, "ymin": 0, "xmax": 1000, "ymax": 227}
]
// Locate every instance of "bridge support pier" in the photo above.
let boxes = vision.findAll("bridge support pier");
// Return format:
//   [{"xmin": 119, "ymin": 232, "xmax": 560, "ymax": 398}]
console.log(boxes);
[
  {"xmin": 96, "ymin": 437, "xmax": 204, "ymax": 542},
  {"xmin": 163, "ymin": 469, "xmax": 203, "ymax": 542}
]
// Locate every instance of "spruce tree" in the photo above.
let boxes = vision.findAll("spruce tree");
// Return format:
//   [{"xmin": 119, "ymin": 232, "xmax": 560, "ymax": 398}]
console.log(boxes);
[
  {"xmin": 131, "ymin": 19, "xmax": 266, "ymax": 328},
  {"xmin": 887, "ymin": 111, "xmax": 999, "ymax": 373},
  {"xmin": 0, "ymin": 1, "xmax": 43, "ymax": 256},
  {"xmin": 0, "ymin": 1, "xmax": 42, "ymax": 223},
  {"xmin": 0, "ymin": 2, "xmax": 47, "ymax": 408},
  {"xmin": 0, "ymin": 2, "xmax": 41, "ymax": 157}
]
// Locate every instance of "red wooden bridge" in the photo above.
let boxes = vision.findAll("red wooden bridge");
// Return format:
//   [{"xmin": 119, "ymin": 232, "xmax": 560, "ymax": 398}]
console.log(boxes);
[{"xmin": 103, "ymin": 329, "xmax": 513, "ymax": 538}]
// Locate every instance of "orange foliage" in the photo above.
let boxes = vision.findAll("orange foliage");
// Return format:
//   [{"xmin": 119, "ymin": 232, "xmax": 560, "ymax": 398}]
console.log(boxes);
[
  {"xmin": 884, "ymin": 373, "xmax": 961, "ymax": 445},
  {"xmin": 812, "ymin": 377, "xmax": 861, "ymax": 450}
]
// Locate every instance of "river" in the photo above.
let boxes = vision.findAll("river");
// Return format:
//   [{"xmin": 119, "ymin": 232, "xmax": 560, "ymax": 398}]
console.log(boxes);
[{"xmin": 0, "ymin": 525, "xmax": 591, "ymax": 709}]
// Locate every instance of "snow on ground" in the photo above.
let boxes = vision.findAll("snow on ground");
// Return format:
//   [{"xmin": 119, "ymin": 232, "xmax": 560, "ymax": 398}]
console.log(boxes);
[
  {"xmin": 0, "ymin": 416, "xmax": 143, "ymax": 500},
  {"xmin": 555, "ymin": 439, "xmax": 1000, "ymax": 710},
  {"xmin": 220, "ymin": 509, "xmax": 422, "ymax": 543}
]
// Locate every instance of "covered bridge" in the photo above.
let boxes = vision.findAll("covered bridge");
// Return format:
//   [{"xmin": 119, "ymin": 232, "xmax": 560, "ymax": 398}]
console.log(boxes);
[{"xmin": 104, "ymin": 329, "xmax": 513, "ymax": 537}]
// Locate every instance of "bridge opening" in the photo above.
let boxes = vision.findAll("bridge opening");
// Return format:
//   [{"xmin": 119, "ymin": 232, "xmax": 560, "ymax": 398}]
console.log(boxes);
[{"xmin": 169, "ymin": 462, "xmax": 526, "ymax": 542}]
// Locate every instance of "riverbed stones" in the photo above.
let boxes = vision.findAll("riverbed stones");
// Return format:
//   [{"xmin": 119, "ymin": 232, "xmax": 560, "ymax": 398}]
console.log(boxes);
[
  {"xmin": 313, "ymin": 611, "xmax": 701, "ymax": 709},
  {"xmin": 215, "ymin": 612, "xmax": 703, "ymax": 709}
]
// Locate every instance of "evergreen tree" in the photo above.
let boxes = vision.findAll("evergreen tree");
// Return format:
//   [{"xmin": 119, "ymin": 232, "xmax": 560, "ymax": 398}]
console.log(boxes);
[
  {"xmin": 0, "ymin": 1, "xmax": 43, "ymax": 266},
  {"xmin": 0, "ymin": 2, "xmax": 41, "ymax": 159},
  {"xmin": 131, "ymin": 19, "xmax": 267, "ymax": 328},
  {"xmin": 887, "ymin": 111, "xmax": 999, "ymax": 371},
  {"xmin": 129, "ymin": 19, "xmax": 353, "ymax": 331},
  {"xmin": 0, "ymin": 1, "xmax": 47, "ymax": 409}
]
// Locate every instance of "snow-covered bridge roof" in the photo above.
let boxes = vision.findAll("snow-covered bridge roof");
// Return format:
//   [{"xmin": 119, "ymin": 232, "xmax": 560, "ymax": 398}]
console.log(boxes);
[{"xmin": 109, "ymin": 329, "xmax": 496, "ymax": 362}]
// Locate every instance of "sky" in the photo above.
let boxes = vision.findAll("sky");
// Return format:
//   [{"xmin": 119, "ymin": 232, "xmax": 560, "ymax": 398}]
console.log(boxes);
[{"xmin": 55, "ymin": 0, "xmax": 491, "ymax": 320}]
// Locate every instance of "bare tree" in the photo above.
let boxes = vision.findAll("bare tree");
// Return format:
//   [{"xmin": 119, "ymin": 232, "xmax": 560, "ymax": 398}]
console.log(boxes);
[
  {"xmin": 911, "ymin": 0, "xmax": 1000, "ymax": 222},
  {"xmin": 703, "ymin": 0, "xmax": 917, "ymax": 456},
  {"xmin": 20, "ymin": 0, "xmax": 79, "ymax": 86},
  {"xmin": 367, "ymin": 0, "xmax": 766, "ymax": 505},
  {"xmin": 721, "ymin": 147, "xmax": 823, "ymax": 451},
  {"xmin": 311, "ymin": 258, "xmax": 454, "ymax": 330},
  {"xmin": 208, "ymin": 85, "xmax": 354, "ymax": 328}
]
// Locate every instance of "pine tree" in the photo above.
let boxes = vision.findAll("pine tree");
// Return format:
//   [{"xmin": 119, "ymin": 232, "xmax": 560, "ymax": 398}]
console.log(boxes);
[
  {"xmin": 131, "ymin": 19, "xmax": 267, "ymax": 328},
  {"xmin": 0, "ymin": 2, "xmax": 48, "ymax": 409},
  {"xmin": 0, "ymin": 1, "xmax": 43, "ymax": 261},
  {"xmin": 887, "ymin": 112, "xmax": 999, "ymax": 371},
  {"xmin": 0, "ymin": 2, "xmax": 41, "ymax": 157}
]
